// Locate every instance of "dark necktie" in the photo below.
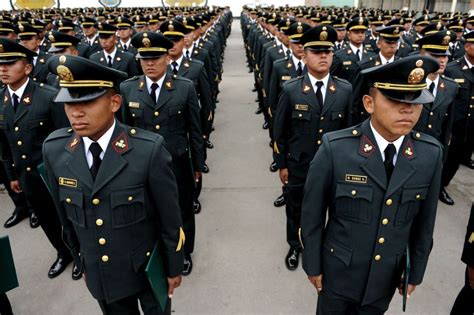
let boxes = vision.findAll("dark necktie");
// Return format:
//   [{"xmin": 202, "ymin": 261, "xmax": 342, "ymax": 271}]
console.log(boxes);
[
  {"xmin": 429, "ymin": 82, "xmax": 435, "ymax": 94},
  {"xmin": 286, "ymin": 49, "xmax": 291, "ymax": 59},
  {"xmin": 315, "ymin": 81, "xmax": 324, "ymax": 107},
  {"xmin": 150, "ymin": 82, "xmax": 159, "ymax": 104},
  {"xmin": 123, "ymin": 44, "xmax": 128, "ymax": 51},
  {"xmin": 356, "ymin": 49, "xmax": 361, "ymax": 61},
  {"xmin": 336, "ymin": 43, "xmax": 340, "ymax": 50},
  {"xmin": 107, "ymin": 55, "xmax": 113, "ymax": 67},
  {"xmin": 186, "ymin": 49, "xmax": 190, "ymax": 59},
  {"xmin": 12, "ymin": 93, "xmax": 19, "ymax": 113},
  {"xmin": 384, "ymin": 143, "xmax": 396, "ymax": 181},
  {"xmin": 89, "ymin": 142, "xmax": 102, "ymax": 180},
  {"xmin": 172, "ymin": 61, "xmax": 178, "ymax": 75},
  {"xmin": 296, "ymin": 61, "xmax": 303, "ymax": 77}
]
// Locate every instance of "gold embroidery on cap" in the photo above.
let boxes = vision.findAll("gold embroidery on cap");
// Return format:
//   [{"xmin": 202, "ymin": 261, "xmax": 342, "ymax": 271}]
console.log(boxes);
[{"xmin": 57, "ymin": 65, "xmax": 74, "ymax": 81}]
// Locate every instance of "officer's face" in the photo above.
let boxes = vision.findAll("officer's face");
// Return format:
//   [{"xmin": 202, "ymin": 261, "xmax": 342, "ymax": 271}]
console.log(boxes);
[
  {"xmin": 0, "ymin": 59, "xmax": 32, "ymax": 88},
  {"xmin": 149, "ymin": 22, "xmax": 159, "ymax": 32},
  {"xmin": 117, "ymin": 28, "xmax": 133, "ymax": 40},
  {"xmin": 20, "ymin": 36, "xmax": 40, "ymax": 51},
  {"xmin": 303, "ymin": 49, "xmax": 333, "ymax": 77},
  {"xmin": 99, "ymin": 35, "xmax": 117, "ymax": 53},
  {"xmin": 420, "ymin": 51, "xmax": 447, "ymax": 74},
  {"xmin": 377, "ymin": 39, "xmax": 397, "ymax": 59},
  {"xmin": 289, "ymin": 42, "xmax": 304, "ymax": 59},
  {"xmin": 169, "ymin": 38, "xmax": 185, "ymax": 59},
  {"xmin": 140, "ymin": 55, "xmax": 168, "ymax": 81},
  {"xmin": 65, "ymin": 91, "xmax": 122, "ymax": 141},
  {"xmin": 465, "ymin": 43, "xmax": 474, "ymax": 59},
  {"xmin": 336, "ymin": 29, "xmax": 346, "ymax": 41},
  {"xmin": 82, "ymin": 25, "xmax": 95, "ymax": 37},
  {"xmin": 348, "ymin": 29, "xmax": 365, "ymax": 45},
  {"xmin": 184, "ymin": 32, "xmax": 195, "ymax": 48},
  {"xmin": 363, "ymin": 88, "xmax": 423, "ymax": 141}
]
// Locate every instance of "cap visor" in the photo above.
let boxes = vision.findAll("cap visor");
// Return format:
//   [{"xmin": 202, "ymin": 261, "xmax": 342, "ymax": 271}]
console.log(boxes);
[
  {"xmin": 381, "ymin": 88, "xmax": 434, "ymax": 104},
  {"xmin": 54, "ymin": 87, "xmax": 109, "ymax": 103}
]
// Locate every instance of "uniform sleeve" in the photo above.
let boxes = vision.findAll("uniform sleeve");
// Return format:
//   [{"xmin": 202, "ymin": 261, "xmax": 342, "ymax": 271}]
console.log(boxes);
[
  {"xmin": 267, "ymin": 61, "xmax": 280, "ymax": 115},
  {"xmin": 186, "ymin": 83, "xmax": 205, "ymax": 172},
  {"xmin": 272, "ymin": 86, "xmax": 292, "ymax": 169},
  {"xmin": 461, "ymin": 203, "xmax": 474, "ymax": 267},
  {"xmin": 408, "ymin": 145, "xmax": 443, "ymax": 285},
  {"xmin": 440, "ymin": 84, "xmax": 457, "ymax": 162},
  {"xmin": 128, "ymin": 57, "xmax": 140, "ymax": 77},
  {"xmin": 50, "ymin": 97, "xmax": 70, "ymax": 130},
  {"xmin": 301, "ymin": 134, "xmax": 333, "ymax": 276},
  {"xmin": 148, "ymin": 136, "xmax": 184, "ymax": 277},
  {"xmin": 119, "ymin": 83, "xmax": 132, "ymax": 125},
  {"xmin": 1, "ymin": 132, "xmax": 16, "ymax": 182}
]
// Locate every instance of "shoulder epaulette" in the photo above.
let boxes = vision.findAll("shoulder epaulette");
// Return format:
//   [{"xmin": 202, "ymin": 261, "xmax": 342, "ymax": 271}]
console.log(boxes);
[
  {"xmin": 44, "ymin": 127, "xmax": 73, "ymax": 142},
  {"xmin": 122, "ymin": 76, "xmax": 140, "ymax": 84},
  {"xmin": 326, "ymin": 125, "xmax": 362, "ymax": 142},
  {"xmin": 410, "ymin": 131, "xmax": 442, "ymax": 147}
]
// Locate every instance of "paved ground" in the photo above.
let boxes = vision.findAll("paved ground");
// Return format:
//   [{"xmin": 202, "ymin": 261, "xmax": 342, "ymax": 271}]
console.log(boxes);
[{"xmin": 1, "ymin": 20, "xmax": 473, "ymax": 315}]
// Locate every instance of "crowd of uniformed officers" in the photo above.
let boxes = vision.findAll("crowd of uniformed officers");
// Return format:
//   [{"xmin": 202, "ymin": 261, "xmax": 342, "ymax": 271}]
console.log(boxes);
[
  {"xmin": 0, "ymin": 5, "xmax": 232, "ymax": 314},
  {"xmin": 242, "ymin": 5, "xmax": 473, "ymax": 314}
]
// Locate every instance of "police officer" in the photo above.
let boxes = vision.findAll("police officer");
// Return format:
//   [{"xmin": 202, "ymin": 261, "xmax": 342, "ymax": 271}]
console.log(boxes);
[
  {"xmin": 440, "ymin": 31, "xmax": 474, "ymax": 206},
  {"xmin": 267, "ymin": 21, "xmax": 311, "ymax": 208},
  {"xmin": 273, "ymin": 25, "xmax": 352, "ymax": 271},
  {"xmin": 331, "ymin": 17, "xmax": 375, "ymax": 83},
  {"xmin": 14, "ymin": 23, "xmax": 50, "ymax": 84},
  {"xmin": 115, "ymin": 17, "xmax": 137, "ymax": 56},
  {"xmin": 301, "ymin": 55, "xmax": 442, "ymax": 314},
  {"xmin": 120, "ymin": 32, "xmax": 204, "ymax": 276},
  {"xmin": 414, "ymin": 30, "xmax": 458, "ymax": 159},
  {"xmin": 451, "ymin": 202, "xmax": 474, "ymax": 314},
  {"xmin": 80, "ymin": 17, "xmax": 101, "ymax": 56},
  {"xmin": 0, "ymin": 38, "xmax": 78, "ymax": 279},
  {"xmin": 55, "ymin": 18, "xmax": 90, "ymax": 58},
  {"xmin": 89, "ymin": 22, "xmax": 139, "ymax": 78},
  {"xmin": 44, "ymin": 54, "xmax": 184, "ymax": 314}
]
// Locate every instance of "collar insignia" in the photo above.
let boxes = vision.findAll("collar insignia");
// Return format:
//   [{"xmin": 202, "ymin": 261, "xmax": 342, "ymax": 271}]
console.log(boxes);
[
  {"xmin": 359, "ymin": 135, "xmax": 376, "ymax": 157},
  {"xmin": 303, "ymin": 84, "xmax": 311, "ymax": 93},
  {"xmin": 329, "ymin": 83, "xmax": 336, "ymax": 93},
  {"xmin": 112, "ymin": 132, "xmax": 128, "ymax": 154},
  {"xmin": 403, "ymin": 140, "xmax": 415, "ymax": 159}
]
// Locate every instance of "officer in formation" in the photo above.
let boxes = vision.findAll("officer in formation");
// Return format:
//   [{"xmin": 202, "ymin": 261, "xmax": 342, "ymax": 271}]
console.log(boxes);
[
  {"xmin": 451, "ymin": 202, "xmax": 474, "ymax": 314},
  {"xmin": 0, "ymin": 6, "xmax": 232, "ymax": 283},
  {"xmin": 44, "ymin": 54, "xmax": 184, "ymax": 314},
  {"xmin": 0, "ymin": 38, "xmax": 79, "ymax": 280},
  {"xmin": 302, "ymin": 55, "xmax": 442, "ymax": 314},
  {"xmin": 242, "ymin": 7, "xmax": 473, "ymax": 268},
  {"xmin": 273, "ymin": 25, "xmax": 353, "ymax": 271},
  {"xmin": 120, "ymin": 31, "xmax": 204, "ymax": 277}
]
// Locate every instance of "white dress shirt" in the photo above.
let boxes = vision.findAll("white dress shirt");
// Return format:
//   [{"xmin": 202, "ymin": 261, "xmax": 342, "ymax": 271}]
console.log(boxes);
[
  {"xmin": 104, "ymin": 47, "xmax": 117, "ymax": 64},
  {"xmin": 379, "ymin": 53, "xmax": 395, "ymax": 65},
  {"xmin": 120, "ymin": 39, "xmax": 132, "ymax": 50},
  {"xmin": 7, "ymin": 77, "xmax": 29, "ymax": 101},
  {"xmin": 465, "ymin": 56, "xmax": 473, "ymax": 69},
  {"xmin": 291, "ymin": 54, "xmax": 304, "ymax": 70},
  {"xmin": 370, "ymin": 121, "xmax": 405, "ymax": 165},
  {"xmin": 349, "ymin": 42, "xmax": 363, "ymax": 60},
  {"xmin": 82, "ymin": 120, "xmax": 116, "ymax": 168},
  {"xmin": 426, "ymin": 75, "xmax": 440, "ymax": 98},
  {"xmin": 145, "ymin": 74, "xmax": 166, "ymax": 103},
  {"xmin": 308, "ymin": 72, "xmax": 330, "ymax": 104},
  {"xmin": 171, "ymin": 55, "xmax": 185, "ymax": 72}
]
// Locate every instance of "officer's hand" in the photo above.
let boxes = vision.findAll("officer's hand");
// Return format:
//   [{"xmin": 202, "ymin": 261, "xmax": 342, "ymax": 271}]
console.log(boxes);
[
  {"xmin": 167, "ymin": 275, "xmax": 182, "ymax": 298},
  {"xmin": 195, "ymin": 172, "xmax": 202, "ymax": 182},
  {"xmin": 398, "ymin": 282, "xmax": 416, "ymax": 298},
  {"xmin": 279, "ymin": 168, "xmax": 289, "ymax": 185},
  {"xmin": 468, "ymin": 266, "xmax": 474, "ymax": 289},
  {"xmin": 308, "ymin": 274, "xmax": 323, "ymax": 294},
  {"xmin": 10, "ymin": 181, "xmax": 22, "ymax": 193}
]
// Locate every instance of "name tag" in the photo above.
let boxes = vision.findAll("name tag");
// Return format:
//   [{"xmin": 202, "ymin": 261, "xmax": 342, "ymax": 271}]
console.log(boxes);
[
  {"xmin": 281, "ymin": 76, "xmax": 291, "ymax": 81},
  {"xmin": 454, "ymin": 78, "xmax": 465, "ymax": 84},
  {"xmin": 345, "ymin": 174, "xmax": 368, "ymax": 184},
  {"xmin": 59, "ymin": 177, "xmax": 77, "ymax": 188},
  {"xmin": 343, "ymin": 61, "xmax": 352, "ymax": 66},
  {"xmin": 128, "ymin": 102, "xmax": 140, "ymax": 108},
  {"xmin": 295, "ymin": 104, "xmax": 309, "ymax": 111}
]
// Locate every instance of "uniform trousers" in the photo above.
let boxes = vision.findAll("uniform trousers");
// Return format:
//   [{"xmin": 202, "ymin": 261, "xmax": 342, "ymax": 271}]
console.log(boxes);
[
  {"xmin": 98, "ymin": 287, "xmax": 171, "ymax": 315},
  {"xmin": 451, "ymin": 268, "xmax": 474, "ymax": 315}
]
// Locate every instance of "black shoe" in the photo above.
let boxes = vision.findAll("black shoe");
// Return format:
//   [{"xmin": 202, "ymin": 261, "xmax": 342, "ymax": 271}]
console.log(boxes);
[
  {"xmin": 211, "ymin": 125, "xmax": 215, "ymax": 132},
  {"xmin": 183, "ymin": 254, "xmax": 193, "ymax": 276},
  {"xmin": 3, "ymin": 212, "xmax": 28, "ymax": 228},
  {"xmin": 205, "ymin": 140, "xmax": 214, "ymax": 149},
  {"xmin": 29, "ymin": 212, "xmax": 40, "ymax": 229},
  {"xmin": 193, "ymin": 200, "xmax": 201, "ymax": 214},
  {"xmin": 48, "ymin": 255, "xmax": 72, "ymax": 279},
  {"xmin": 202, "ymin": 163, "xmax": 210, "ymax": 174},
  {"xmin": 269, "ymin": 161, "xmax": 278, "ymax": 173},
  {"xmin": 285, "ymin": 247, "xmax": 300, "ymax": 271},
  {"xmin": 262, "ymin": 121, "xmax": 269, "ymax": 130},
  {"xmin": 273, "ymin": 194, "xmax": 286, "ymax": 207},
  {"xmin": 71, "ymin": 260, "xmax": 82, "ymax": 281},
  {"xmin": 269, "ymin": 140, "xmax": 273, "ymax": 148},
  {"xmin": 252, "ymin": 87, "xmax": 257, "ymax": 92},
  {"xmin": 439, "ymin": 188, "xmax": 454, "ymax": 206},
  {"xmin": 461, "ymin": 159, "xmax": 474, "ymax": 170},
  {"xmin": 255, "ymin": 107, "xmax": 263, "ymax": 114}
]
